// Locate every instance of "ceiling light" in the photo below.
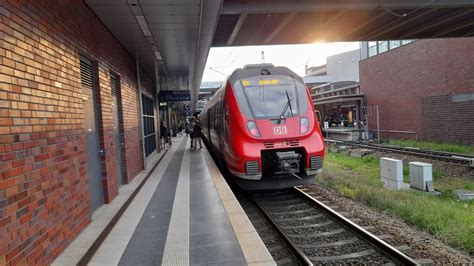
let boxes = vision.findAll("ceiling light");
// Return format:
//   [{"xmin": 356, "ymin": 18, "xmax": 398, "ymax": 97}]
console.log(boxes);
[
  {"xmin": 135, "ymin": 15, "xmax": 152, "ymax": 36},
  {"xmin": 154, "ymin": 51, "xmax": 163, "ymax": 61}
]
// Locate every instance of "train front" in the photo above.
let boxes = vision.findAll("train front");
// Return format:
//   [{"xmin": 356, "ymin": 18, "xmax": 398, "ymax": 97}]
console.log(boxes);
[{"xmin": 225, "ymin": 65, "xmax": 325, "ymax": 190}]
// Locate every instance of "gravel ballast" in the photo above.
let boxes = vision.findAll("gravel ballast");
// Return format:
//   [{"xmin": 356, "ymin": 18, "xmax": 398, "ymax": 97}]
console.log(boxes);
[{"xmin": 305, "ymin": 183, "xmax": 474, "ymax": 264}]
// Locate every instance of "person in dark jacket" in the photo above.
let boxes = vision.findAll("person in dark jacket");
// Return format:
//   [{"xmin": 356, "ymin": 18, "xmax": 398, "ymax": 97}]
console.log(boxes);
[
  {"xmin": 192, "ymin": 120, "xmax": 202, "ymax": 149},
  {"xmin": 160, "ymin": 122, "xmax": 169, "ymax": 149},
  {"xmin": 188, "ymin": 117, "xmax": 196, "ymax": 148}
]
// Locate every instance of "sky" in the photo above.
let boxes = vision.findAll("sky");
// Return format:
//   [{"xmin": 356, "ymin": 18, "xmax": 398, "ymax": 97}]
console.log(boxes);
[{"xmin": 202, "ymin": 42, "xmax": 360, "ymax": 82}]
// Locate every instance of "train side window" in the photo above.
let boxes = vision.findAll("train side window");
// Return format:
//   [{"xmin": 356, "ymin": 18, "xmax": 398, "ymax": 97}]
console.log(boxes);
[
  {"xmin": 231, "ymin": 80, "xmax": 253, "ymax": 118},
  {"xmin": 296, "ymin": 81, "xmax": 308, "ymax": 113}
]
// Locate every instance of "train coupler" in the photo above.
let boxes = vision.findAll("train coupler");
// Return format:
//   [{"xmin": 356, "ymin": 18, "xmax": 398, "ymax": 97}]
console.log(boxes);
[{"xmin": 275, "ymin": 151, "xmax": 301, "ymax": 175}]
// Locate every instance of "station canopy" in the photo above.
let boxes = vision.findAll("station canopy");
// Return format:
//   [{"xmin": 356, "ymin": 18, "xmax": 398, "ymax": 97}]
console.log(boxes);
[{"xmin": 85, "ymin": 0, "xmax": 474, "ymax": 109}]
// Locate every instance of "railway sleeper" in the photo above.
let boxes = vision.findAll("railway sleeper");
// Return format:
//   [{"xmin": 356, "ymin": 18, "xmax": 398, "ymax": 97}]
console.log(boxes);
[
  {"xmin": 283, "ymin": 220, "xmax": 333, "ymax": 230},
  {"xmin": 307, "ymin": 228, "xmax": 346, "ymax": 237},
  {"xmin": 275, "ymin": 214, "xmax": 323, "ymax": 222},
  {"xmin": 298, "ymin": 237, "xmax": 359, "ymax": 249},
  {"xmin": 269, "ymin": 208, "xmax": 315, "ymax": 215},
  {"xmin": 415, "ymin": 258, "xmax": 435, "ymax": 265},
  {"xmin": 307, "ymin": 249, "xmax": 377, "ymax": 262},
  {"xmin": 349, "ymin": 218, "xmax": 362, "ymax": 223},
  {"xmin": 267, "ymin": 244, "xmax": 285, "ymax": 252},
  {"xmin": 375, "ymin": 234, "xmax": 393, "ymax": 240},
  {"xmin": 394, "ymin": 245, "xmax": 410, "ymax": 252},
  {"xmin": 263, "ymin": 202, "xmax": 309, "ymax": 210},
  {"xmin": 275, "ymin": 257, "xmax": 299, "ymax": 265}
]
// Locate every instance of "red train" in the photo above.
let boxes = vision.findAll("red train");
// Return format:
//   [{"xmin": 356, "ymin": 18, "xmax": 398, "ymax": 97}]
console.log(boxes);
[{"xmin": 200, "ymin": 64, "xmax": 325, "ymax": 190}]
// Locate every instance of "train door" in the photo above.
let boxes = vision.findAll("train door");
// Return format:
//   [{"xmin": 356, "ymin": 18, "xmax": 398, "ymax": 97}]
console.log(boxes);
[
  {"xmin": 219, "ymin": 101, "xmax": 225, "ymax": 151},
  {"xmin": 207, "ymin": 110, "xmax": 211, "ymax": 142},
  {"xmin": 80, "ymin": 55, "xmax": 104, "ymax": 213}
]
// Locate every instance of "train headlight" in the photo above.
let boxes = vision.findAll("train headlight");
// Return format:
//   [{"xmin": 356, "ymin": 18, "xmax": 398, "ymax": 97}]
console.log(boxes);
[
  {"xmin": 300, "ymin": 117, "xmax": 309, "ymax": 134},
  {"xmin": 246, "ymin": 121, "xmax": 261, "ymax": 137}
]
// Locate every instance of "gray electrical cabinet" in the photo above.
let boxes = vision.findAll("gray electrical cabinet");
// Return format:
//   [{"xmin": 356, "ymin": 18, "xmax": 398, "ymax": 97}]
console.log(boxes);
[{"xmin": 409, "ymin": 162, "xmax": 433, "ymax": 191}]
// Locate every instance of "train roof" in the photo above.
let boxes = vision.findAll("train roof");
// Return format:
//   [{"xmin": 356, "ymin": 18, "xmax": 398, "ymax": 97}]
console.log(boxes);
[{"xmin": 227, "ymin": 64, "xmax": 304, "ymax": 85}]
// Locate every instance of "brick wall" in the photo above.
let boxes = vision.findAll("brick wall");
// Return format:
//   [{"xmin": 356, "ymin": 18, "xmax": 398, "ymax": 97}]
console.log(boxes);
[
  {"xmin": 360, "ymin": 38, "xmax": 474, "ymax": 144},
  {"xmin": 422, "ymin": 95, "xmax": 474, "ymax": 145},
  {"xmin": 0, "ymin": 0, "xmax": 156, "ymax": 264}
]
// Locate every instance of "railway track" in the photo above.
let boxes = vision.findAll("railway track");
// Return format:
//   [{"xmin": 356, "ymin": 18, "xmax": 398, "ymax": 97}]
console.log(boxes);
[
  {"xmin": 326, "ymin": 139, "xmax": 474, "ymax": 166},
  {"xmin": 250, "ymin": 187, "xmax": 420, "ymax": 265}
]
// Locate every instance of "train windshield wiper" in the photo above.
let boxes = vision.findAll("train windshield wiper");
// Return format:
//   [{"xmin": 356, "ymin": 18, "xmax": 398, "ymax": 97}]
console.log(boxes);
[
  {"xmin": 277, "ymin": 90, "xmax": 293, "ymax": 124},
  {"xmin": 286, "ymin": 89, "xmax": 294, "ymax": 118}
]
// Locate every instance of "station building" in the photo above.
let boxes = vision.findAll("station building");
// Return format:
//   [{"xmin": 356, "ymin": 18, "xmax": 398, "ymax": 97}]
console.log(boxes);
[
  {"xmin": 359, "ymin": 38, "xmax": 474, "ymax": 145},
  {"xmin": 2, "ymin": 0, "xmax": 474, "ymax": 264},
  {"xmin": 306, "ymin": 38, "xmax": 474, "ymax": 145},
  {"xmin": 304, "ymin": 49, "xmax": 364, "ymax": 140},
  {"xmin": 0, "ymin": 1, "xmax": 164, "ymax": 264}
]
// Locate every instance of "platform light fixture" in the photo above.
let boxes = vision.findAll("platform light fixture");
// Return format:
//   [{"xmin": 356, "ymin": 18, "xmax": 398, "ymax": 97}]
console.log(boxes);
[
  {"xmin": 135, "ymin": 15, "xmax": 152, "ymax": 36},
  {"xmin": 154, "ymin": 51, "xmax": 163, "ymax": 61}
]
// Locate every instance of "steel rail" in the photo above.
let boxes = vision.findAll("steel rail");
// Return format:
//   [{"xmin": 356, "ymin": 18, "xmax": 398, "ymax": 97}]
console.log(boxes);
[
  {"xmin": 326, "ymin": 139, "xmax": 473, "ymax": 165},
  {"xmin": 249, "ymin": 193, "xmax": 313, "ymax": 266},
  {"xmin": 294, "ymin": 187, "xmax": 419, "ymax": 265}
]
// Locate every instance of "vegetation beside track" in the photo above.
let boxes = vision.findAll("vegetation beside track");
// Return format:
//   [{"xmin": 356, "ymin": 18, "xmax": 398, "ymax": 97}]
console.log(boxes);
[
  {"xmin": 317, "ymin": 150, "xmax": 474, "ymax": 255},
  {"xmin": 383, "ymin": 139, "xmax": 474, "ymax": 155}
]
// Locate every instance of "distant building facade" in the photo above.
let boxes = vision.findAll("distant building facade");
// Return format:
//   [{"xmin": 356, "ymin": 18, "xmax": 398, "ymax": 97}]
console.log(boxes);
[
  {"xmin": 196, "ymin": 81, "xmax": 222, "ymax": 112},
  {"xmin": 304, "ymin": 48, "xmax": 364, "ymax": 140},
  {"xmin": 304, "ymin": 48, "xmax": 361, "ymax": 87},
  {"xmin": 360, "ymin": 38, "xmax": 474, "ymax": 145}
]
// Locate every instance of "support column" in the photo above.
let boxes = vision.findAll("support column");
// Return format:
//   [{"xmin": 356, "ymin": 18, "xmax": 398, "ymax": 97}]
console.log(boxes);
[
  {"xmin": 154, "ymin": 61, "xmax": 161, "ymax": 153},
  {"xmin": 136, "ymin": 60, "xmax": 146, "ymax": 169}
]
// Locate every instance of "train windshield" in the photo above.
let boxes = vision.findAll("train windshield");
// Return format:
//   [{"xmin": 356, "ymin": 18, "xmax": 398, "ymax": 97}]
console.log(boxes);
[{"xmin": 237, "ymin": 75, "xmax": 306, "ymax": 119}]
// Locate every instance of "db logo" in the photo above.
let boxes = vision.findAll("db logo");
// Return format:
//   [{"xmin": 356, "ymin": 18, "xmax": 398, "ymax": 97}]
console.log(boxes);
[{"xmin": 274, "ymin": 126, "xmax": 288, "ymax": 135}]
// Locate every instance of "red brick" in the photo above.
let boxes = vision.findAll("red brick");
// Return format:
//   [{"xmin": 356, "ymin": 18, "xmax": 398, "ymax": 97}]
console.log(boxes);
[
  {"xmin": 0, "ymin": 135, "xmax": 15, "ymax": 143},
  {"xmin": 0, "ymin": 178, "xmax": 16, "ymax": 189},
  {"xmin": 0, "ymin": 126, "xmax": 11, "ymax": 134},
  {"xmin": 5, "ymin": 246, "xmax": 19, "ymax": 261},
  {"xmin": 11, "ymin": 142, "xmax": 23, "ymax": 151},
  {"xmin": 11, "ymin": 159, "xmax": 24, "ymax": 168},
  {"xmin": 0, "ymin": 118, "xmax": 13, "ymax": 126},
  {"xmin": 0, "ymin": 0, "xmax": 158, "ymax": 264},
  {"xmin": 360, "ymin": 38, "xmax": 474, "ymax": 145}
]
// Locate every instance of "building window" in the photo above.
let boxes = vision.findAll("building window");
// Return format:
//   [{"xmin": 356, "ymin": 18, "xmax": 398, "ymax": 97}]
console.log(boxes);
[
  {"xmin": 389, "ymin": 40, "xmax": 401, "ymax": 49},
  {"xmin": 378, "ymin": 41, "xmax": 388, "ymax": 53},
  {"xmin": 368, "ymin": 41, "xmax": 377, "ymax": 57},
  {"xmin": 368, "ymin": 40, "xmax": 415, "ymax": 58},
  {"xmin": 142, "ymin": 95, "xmax": 156, "ymax": 157},
  {"xmin": 452, "ymin": 93, "xmax": 474, "ymax": 102}
]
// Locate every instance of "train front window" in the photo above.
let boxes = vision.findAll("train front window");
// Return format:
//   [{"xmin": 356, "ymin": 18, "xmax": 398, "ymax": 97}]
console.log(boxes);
[{"xmin": 238, "ymin": 75, "xmax": 303, "ymax": 119}]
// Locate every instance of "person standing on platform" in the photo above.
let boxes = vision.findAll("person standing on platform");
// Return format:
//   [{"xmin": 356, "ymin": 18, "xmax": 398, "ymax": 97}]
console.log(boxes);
[
  {"xmin": 184, "ymin": 121, "xmax": 189, "ymax": 136},
  {"xmin": 160, "ymin": 122, "xmax": 169, "ymax": 149},
  {"xmin": 188, "ymin": 117, "xmax": 196, "ymax": 149},
  {"xmin": 192, "ymin": 119, "xmax": 203, "ymax": 150}
]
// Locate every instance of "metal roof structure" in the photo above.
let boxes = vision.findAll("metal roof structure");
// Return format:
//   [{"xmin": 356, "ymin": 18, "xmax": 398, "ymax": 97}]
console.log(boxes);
[
  {"xmin": 214, "ymin": 0, "xmax": 474, "ymax": 46},
  {"xmin": 85, "ymin": 0, "xmax": 222, "ymax": 110},
  {"xmin": 85, "ymin": 0, "xmax": 474, "ymax": 110}
]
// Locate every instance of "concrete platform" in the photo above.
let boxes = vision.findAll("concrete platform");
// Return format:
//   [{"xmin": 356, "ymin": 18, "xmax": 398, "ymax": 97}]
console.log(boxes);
[
  {"xmin": 324, "ymin": 127, "xmax": 359, "ymax": 141},
  {"xmin": 53, "ymin": 136, "xmax": 274, "ymax": 265}
]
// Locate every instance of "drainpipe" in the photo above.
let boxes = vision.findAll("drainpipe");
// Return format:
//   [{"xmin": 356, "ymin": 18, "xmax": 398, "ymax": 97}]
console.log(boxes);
[{"xmin": 136, "ymin": 60, "xmax": 147, "ymax": 169}]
